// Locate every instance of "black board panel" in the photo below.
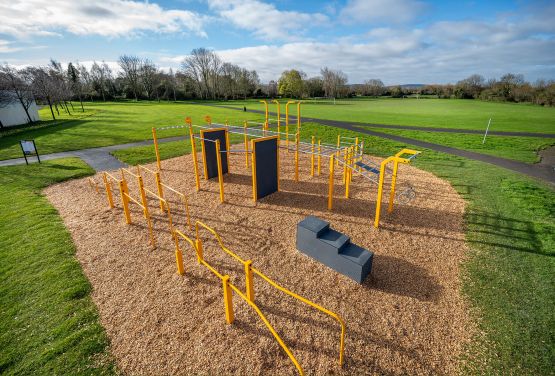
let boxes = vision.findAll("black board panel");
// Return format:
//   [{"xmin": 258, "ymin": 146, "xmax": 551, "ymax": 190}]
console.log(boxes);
[
  {"xmin": 203, "ymin": 129, "xmax": 228, "ymax": 179},
  {"xmin": 254, "ymin": 138, "xmax": 278, "ymax": 199}
]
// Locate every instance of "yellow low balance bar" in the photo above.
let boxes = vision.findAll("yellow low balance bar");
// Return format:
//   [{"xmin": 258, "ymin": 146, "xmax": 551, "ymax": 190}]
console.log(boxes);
[{"xmin": 175, "ymin": 221, "xmax": 346, "ymax": 375}]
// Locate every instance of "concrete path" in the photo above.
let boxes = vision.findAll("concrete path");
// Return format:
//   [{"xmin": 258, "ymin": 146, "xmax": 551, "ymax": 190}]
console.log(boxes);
[
  {"xmin": 212, "ymin": 104, "xmax": 555, "ymax": 184},
  {"xmin": 0, "ymin": 136, "xmax": 184, "ymax": 171}
]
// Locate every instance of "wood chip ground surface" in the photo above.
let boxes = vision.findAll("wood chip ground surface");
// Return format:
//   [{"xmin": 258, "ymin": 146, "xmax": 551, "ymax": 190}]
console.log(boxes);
[{"xmin": 45, "ymin": 149, "xmax": 472, "ymax": 375}]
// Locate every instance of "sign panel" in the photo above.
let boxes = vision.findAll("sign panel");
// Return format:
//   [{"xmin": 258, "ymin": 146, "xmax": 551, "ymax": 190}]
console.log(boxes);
[{"xmin": 19, "ymin": 140, "xmax": 40, "ymax": 164}]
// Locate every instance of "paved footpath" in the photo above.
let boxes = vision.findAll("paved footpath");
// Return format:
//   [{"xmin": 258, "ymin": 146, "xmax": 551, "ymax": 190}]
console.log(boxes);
[{"xmin": 0, "ymin": 136, "xmax": 184, "ymax": 171}]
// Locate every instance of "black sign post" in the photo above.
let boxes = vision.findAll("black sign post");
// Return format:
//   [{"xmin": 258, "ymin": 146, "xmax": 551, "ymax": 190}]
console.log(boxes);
[{"xmin": 19, "ymin": 140, "xmax": 41, "ymax": 165}]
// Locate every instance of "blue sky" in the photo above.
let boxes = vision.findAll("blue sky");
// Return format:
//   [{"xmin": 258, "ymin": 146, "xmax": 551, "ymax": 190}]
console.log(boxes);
[{"xmin": 1, "ymin": 0, "xmax": 554, "ymax": 84}]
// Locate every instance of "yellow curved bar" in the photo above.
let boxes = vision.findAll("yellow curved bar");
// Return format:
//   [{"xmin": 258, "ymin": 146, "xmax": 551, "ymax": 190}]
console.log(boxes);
[
  {"xmin": 228, "ymin": 283, "xmax": 304, "ymax": 375},
  {"xmin": 251, "ymin": 266, "xmax": 346, "ymax": 366},
  {"xmin": 195, "ymin": 221, "xmax": 246, "ymax": 264}
]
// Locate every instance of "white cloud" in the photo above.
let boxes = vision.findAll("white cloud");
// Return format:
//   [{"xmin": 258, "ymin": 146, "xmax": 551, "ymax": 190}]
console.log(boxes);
[
  {"xmin": 0, "ymin": 40, "xmax": 23, "ymax": 53},
  {"xmin": 207, "ymin": 0, "xmax": 328, "ymax": 41},
  {"xmin": 340, "ymin": 0, "xmax": 424, "ymax": 24},
  {"xmin": 0, "ymin": 0, "xmax": 206, "ymax": 39}
]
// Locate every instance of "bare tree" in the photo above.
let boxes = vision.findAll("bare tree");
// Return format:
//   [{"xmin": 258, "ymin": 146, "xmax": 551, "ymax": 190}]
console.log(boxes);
[
  {"xmin": 181, "ymin": 48, "xmax": 221, "ymax": 99},
  {"xmin": 118, "ymin": 55, "xmax": 142, "ymax": 100},
  {"xmin": 140, "ymin": 59, "xmax": 158, "ymax": 100},
  {"xmin": 320, "ymin": 67, "xmax": 348, "ymax": 98},
  {"xmin": 23, "ymin": 66, "xmax": 57, "ymax": 120},
  {"xmin": 0, "ymin": 65, "xmax": 35, "ymax": 123},
  {"xmin": 363, "ymin": 79, "xmax": 385, "ymax": 96}
]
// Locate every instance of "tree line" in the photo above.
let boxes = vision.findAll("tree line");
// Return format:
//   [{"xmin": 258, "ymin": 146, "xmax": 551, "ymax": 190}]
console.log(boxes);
[{"xmin": 1, "ymin": 48, "xmax": 554, "ymax": 128}]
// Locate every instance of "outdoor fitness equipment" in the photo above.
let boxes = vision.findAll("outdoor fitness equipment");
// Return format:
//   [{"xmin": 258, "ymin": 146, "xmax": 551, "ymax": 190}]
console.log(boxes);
[{"xmin": 173, "ymin": 220, "xmax": 346, "ymax": 376}]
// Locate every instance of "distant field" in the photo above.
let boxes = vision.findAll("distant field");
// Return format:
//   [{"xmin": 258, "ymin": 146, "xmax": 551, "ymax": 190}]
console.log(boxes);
[
  {"xmin": 0, "ymin": 102, "xmax": 265, "ymax": 160},
  {"xmin": 219, "ymin": 98, "xmax": 555, "ymax": 133}
]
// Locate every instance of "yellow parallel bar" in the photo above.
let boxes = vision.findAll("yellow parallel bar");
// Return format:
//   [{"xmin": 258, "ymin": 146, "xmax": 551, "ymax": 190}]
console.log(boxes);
[
  {"xmin": 189, "ymin": 124, "xmax": 201, "ymax": 191},
  {"xmin": 251, "ymin": 267, "xmax": 345, "ymax": 367},
  {"xmin": 311, "ymin": 136, "xmax": 315, "ymax": 177},
  {"xmin": 152, "ymin": 127, "xmax": 161, "ymax": 170},
  {"xmin": 317, "ymin": 139, "xmax": 321, "ymax": 176},
  {"xmin": 328, "ymin": 155, "xmax": 334, "ymax": 210}
]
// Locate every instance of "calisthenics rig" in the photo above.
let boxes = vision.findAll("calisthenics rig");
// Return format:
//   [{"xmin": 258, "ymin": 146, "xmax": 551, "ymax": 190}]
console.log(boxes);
[{"xmin": 174, "ymin": 116, "xmax": 419, "ymax": 228}]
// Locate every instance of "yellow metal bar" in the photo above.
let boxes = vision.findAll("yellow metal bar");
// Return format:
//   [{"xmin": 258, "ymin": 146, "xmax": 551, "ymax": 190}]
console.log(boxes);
[
  {"xmin": 336, "ymin": 135, "xmax": 340, "ymax": 167},
  {"xmin": 245, "ymin": 260, "xmax": 254, "ymax": 302},
  {"xmin": 277, "ymin": 138, "xmax": 280, "ymax": 192},
  {"xmin": 317, "ymin": 139, "xmax": 321, "ymax": 176},
  {"xmin": 388, "ymin": 158, "xmax": 400, "ymax": 213},
  {"xmin": 138, "ymin": 175, "xmax": 148, "ymax": 219},
  {"xmin": 174, "ymin": 229, "xmax": 198, "ymax": 275},
  {"xmin": 272, "ymin": 99, "xmax": 280, "ymax": 139},
  {"xmin": 295, "ymin": 133, "xmax": 299, "ymax": 182},
  {"xmin": 260, "ymin": 100, "xmax": 268, "ymax": 125},
  {"xmin": 311, "ymin": 136, "xmax": 315, "ymax": 177},
  {"xmin": 216, "ymin": 139, "xmax": 224, "ymax": 203},
  {"xmin": 251, "ymin": 139, "xmax": 257, "ymax": 201},
  {"xmin": 251, "ymin": 266, "xmax": 346, "ymax": 367},
  {"xmin": 88, "ymin": 177, "xmax": 99, "ymax": 193},
  {"xmin": 374, "ymin": 156, "xmax": 394, "ymax": 228},
  {"xmin": 296, "ymin": 101, "xmax": 301, "ymax": 133},
  {"xmin": 188, "ymin": 125, "xmax": 201, "ymax": 191},
  {"xmin": 222, "ymin": 275, "xmax": 234, "ymax": 324},
  {"xmin": 228, "ymin": 283, "xmax": 305, "ymax": 376},
  {"xmin": 152, "ymin": 127, "xmax": 161, "ymax": 170},
  {"xmin": 195, "ymin": 239, "xmax": 204, "ymax": 264},
  {"xmin": 200, "ymin": 129, "xmax": 209, "ymax": 180},
  {"xmin": 103, "ymin": 173, "xmax": 114, "ymax": 208},
  {"xmin": 225, "ymin": 129, "xmax": 231, "ymax": 172},
  {"xmin": 328, "ymin": 155, "xmax": 334, "ymax": 210},
  {"xmin": 155, "ymin": 172, "xmax": 165, "ymax": 212},
  {"xmin": 286, "ymin": 101, "xmax": 296, "ymax": 150},
  {"xmin": 244, "ymin": 121, "xmax": 249, "ymax": 168},
  {"xmin": 119, "ymin": 180, "xmax": 131, "ymax": 224}
]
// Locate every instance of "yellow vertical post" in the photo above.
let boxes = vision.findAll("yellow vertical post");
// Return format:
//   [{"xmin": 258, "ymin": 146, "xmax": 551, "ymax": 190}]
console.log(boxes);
[
  {"xmin": 245, "ymin": 260, "xmax": 254, "ymax": 302},
  {"xmin": 174, "ymin": 235, "xmax": 185, "ymax": 275},
  {"xmin": 272, "ymin": 99, "xmax": 280, "ymax": 139},
  {"xmin": 155, "ymin": 172, "xmax": 165, "ymax": 211},
  {"xmin": 138, "ymin": 175, "xmax": 148, "ymax": 219},
  {"xmin": 244, "ymin": 121, "xmax": 249, "ymax": 168},
  {"xmin": 317, "ymin": 139, "xmax": 322, "ymax": 176},
  {"xmin": 295, "ymin": 133, "xmax": 299, "ymax": 182},
  {"xmin": 388, "ymin": 158, "xmax": 400, "ymax": 213},
  {"xmin": 251, "ymin": 139, "xmax": 257, "ymax": 202},
  {"xmin": 343, "ymin": 148, "xmax": 348, "ymax": 184},
  {"xmin": 277, "ymin": 138, "xmax": 280, "ymax": 191},
  {"xmin": 189, "ymin": 125, "xmax": 201, "ymax": 191},
  {"xmin": 311, "ymin": 136, "xmax": 315, "ymax": 177},
  {"xmin": 152, "ymin": 127, "xmax": 161, "ymax": 170},
  {"xmin": 260, "ymin": 100, "xmax": 268, "ymax": 125},
  {"xmin": 336, "ymin": 135, "xmax": 341, "ymax": 167},
  {"xmin": 119, "ymin": 180, "xmax": 131, "ymax": 224},
  {"xmin": 225, "ymin": 130, "xmax": 231, "ymax": 173},
  {"xmin": 286, "ymin": 101, "xmax": 295, "ymax": 150},
  {"xmin": 296, "ymin": 101, "xmax": 301, "ymax": 134},
  {"xmin": 222, "ymin": 275, "xmax": 234, "ymax": 324},
  {"xmin": 195, "ymin": 239, "xmax": 204, "ymax": 264},
  {"xmin": 103, "ymin": 173, "xmax": 114, "ymax": 208},
  {"xmin": 374, "ymin": 157, "xmax": 392, "ymax": 228},
  {"xmin": 328, "ymin": 155, "xmax": 335, "ymax": 210},
  {"xmin": 215, "ymin": 140, "xmax": 224, "ymax": 203}
]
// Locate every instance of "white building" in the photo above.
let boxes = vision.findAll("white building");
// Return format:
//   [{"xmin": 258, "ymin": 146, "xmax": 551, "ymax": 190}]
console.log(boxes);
[{"xmin": 0, "ymin": 93, "xmax": 40, "ymax": 127}]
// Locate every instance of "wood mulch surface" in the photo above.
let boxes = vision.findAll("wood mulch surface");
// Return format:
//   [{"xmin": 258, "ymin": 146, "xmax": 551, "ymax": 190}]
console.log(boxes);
[{"xmin": 45, "ymin": 149, "xmax": 472, "ymax": 375}]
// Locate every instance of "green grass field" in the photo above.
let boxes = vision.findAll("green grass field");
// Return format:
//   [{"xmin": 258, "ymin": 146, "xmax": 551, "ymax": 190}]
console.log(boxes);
[
  {"xmin": 0, "ymin": 101, "xmax": 265, "ymax": 160},
  {"xmin": 1, "ymin": 100, "xmax": 554, "ymax": 375},
  {"xmin": 370, "ymin": 127, "xmax": 555, "ymax": 163},
  {"xmin": 219, "ymin": 97, "xmax": 555, "ymax": 133},
  {"xmin": 0, "ymin": 159, "xmax": 116, "ymax": 375}
]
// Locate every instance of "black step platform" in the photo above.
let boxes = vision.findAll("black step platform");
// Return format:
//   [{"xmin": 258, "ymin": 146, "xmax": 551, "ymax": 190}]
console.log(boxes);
[{"xmin": 296, "ymin": 216, "xmax": 373, "ymax": 283}]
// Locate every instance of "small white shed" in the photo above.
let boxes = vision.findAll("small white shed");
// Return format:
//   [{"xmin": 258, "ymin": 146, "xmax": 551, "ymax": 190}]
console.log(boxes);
[{"xmin": 0, "ymin": 94, "xmax": 40, "ymax": 127}]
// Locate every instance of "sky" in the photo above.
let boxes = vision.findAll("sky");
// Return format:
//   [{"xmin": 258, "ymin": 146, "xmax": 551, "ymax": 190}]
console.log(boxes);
[{"xmin": 1, "ymin": 0, "xmax": 554, "ymax": 84}]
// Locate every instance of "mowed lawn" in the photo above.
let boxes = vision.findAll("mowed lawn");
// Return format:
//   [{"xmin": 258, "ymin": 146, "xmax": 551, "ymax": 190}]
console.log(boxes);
[
  {"xmin": 0, "ymin": 101, "xmax": 265, "ymax": 160},
  {"xmin": 0, "ymin": 159, "xmax": 116, "ymax": 375},
  {"xmin": 219, "ymin": 97, "xmax": 555, "ymax": 133}
]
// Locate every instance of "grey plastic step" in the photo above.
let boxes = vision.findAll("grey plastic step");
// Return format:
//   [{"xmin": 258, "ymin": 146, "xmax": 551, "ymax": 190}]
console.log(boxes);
[{"xmin": 296, "ymin": 216, "xmax": 373, "ymax": 284}]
